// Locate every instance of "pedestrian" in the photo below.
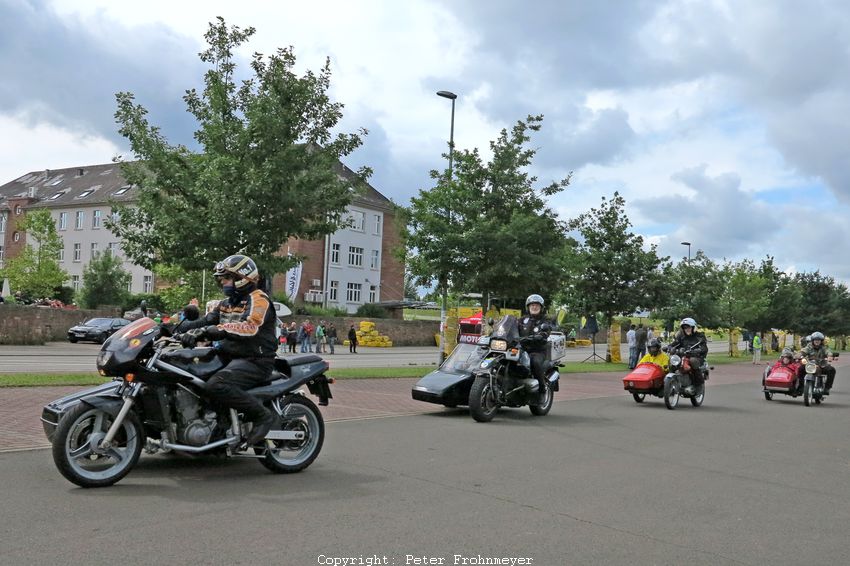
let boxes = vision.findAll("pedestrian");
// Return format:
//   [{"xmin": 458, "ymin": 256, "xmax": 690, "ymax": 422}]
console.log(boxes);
[
  {"xmin": 752, "ymin": 333, "xmax": 763, "ymax": 364},
  {"xmin": 627, "ymin": 324, "xmax": 637, "ymax": 369},
  {"xmin": 287, "ymin": 322, "xmax": 297, "ymax": 353},
  {"xmin": 327, "ymin": 323, "xmax": 337, "ymax": 354},
  {"xmin": 635, "ymin": 323, "xmax": 648, "ymax": 361},
  {"xmin": 315, "ymin": 322, "xmax": 325, "ymax": 354},
  {"xmin": 771, "ymin": 332, "xmax": 779, "ymax": 353},
  {"xmin": 348, "ymin": 324, "xmax": 358, "ymax": 353},
  {"xmin": 298, "ymin": 321, "xmax": 309, "ymax": 353},
  {"xmin": 647, "ymin": 326, "xmax": 655, "ymax": 342}
]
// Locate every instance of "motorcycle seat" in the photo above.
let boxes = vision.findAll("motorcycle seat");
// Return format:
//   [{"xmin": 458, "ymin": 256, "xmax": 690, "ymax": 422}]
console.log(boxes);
[{"xmin": 162, "ymin": 347, "xmax": 217, "ymax": 363}]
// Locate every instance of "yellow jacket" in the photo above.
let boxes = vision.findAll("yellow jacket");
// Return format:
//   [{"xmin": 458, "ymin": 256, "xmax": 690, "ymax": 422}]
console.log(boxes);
[{"xmin": 638, "ymin": 351, "xmax": 669, "ymax": 370}]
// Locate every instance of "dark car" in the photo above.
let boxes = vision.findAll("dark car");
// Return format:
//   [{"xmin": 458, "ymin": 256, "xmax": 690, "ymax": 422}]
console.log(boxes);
[
  {"xmin": 67, "ymin": 317, "xmax": 130, "ymax": 344},
  {"xmin": 411, "ymin": 340, "xmax": 488, "ymax": 407}
]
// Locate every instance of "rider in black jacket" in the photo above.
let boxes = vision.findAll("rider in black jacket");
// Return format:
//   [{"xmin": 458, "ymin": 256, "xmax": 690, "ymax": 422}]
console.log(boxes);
[
  {"xmin": 175, "ymin": 254, "xmax": 278, "ymax": 445},
  {"xmin": 518, "ymin": 294, "xmax": 552, "ymax": 405},
  {"xmin": 668, "ymin": 317, "xmax": 709, "ymax": 387}
]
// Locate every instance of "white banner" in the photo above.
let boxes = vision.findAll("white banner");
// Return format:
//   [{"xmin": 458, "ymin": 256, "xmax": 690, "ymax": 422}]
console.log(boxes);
[{"xmin": 285, "ymin": 262, "xmax": 302, "ymax": 303}]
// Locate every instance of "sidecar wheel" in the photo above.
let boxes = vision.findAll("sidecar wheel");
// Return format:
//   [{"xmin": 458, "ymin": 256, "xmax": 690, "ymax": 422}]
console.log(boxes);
[
  {"xmin": 52, "ymin": 403, "xmax": 143, "ymax": 488},
  {"xmin": 257, "ymin": 396, "xmax": 324, "ymax": 474},
  {"xmin": 469, "ymin": 376, "xmax": 499, "ymax": 422},
  {"xmin": 632, "ymin": 393, "xmax": 646, "ymax": 403},
  {"xmin": 763, "ymin": 391, "xmax": 773, "ymax": 401},
  {"xmin": 664, "ymin": 380, "xmax": 680, "ymax": 410}
]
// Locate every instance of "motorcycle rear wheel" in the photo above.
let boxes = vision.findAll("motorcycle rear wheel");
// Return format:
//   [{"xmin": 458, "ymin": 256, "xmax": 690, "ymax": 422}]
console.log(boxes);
[
  {"xmin": 529, "ymin": 382, "xmax": 554, "ymax": 416},
  {"xmin": 52, "ymin": 403, "xmax": 143, "ymax": 488},
  {"xmin": 469, "ymin": 376, "xmax": 499, "ymax": 422},
  {"xmin": 664, "ymin": 379, "xmax": 680, "ymax": 410},
  {"xmin": 257, "ymin": 395, "xmax": 324, "ymax": 473},
  {"xmin": 803, "ymin": 382, "xmax": 813, "ymax": 406}
]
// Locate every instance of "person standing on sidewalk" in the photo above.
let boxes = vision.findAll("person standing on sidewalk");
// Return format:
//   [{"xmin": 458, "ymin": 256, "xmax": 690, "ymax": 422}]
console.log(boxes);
[
  {"xmin": 348, "ymin": 324, "xmax": 358, "ymax": 353},
  {"xmin": 327, "ymin": 323, "xmax": 337, "ymax": 354},
  {"xmin": 635, "ymin": 323, "xmax": 648, "ymax": 361},
  {"xmin": 315, "ymin": 322, "xmax": 325, "ymax": 354},
  {"xmin": 752, "ymin": 333, "xmax": 763, "ymax": 364},
  {"xmin": 627, "ymin": 324, "xmax": 637, "ymax": 369}
]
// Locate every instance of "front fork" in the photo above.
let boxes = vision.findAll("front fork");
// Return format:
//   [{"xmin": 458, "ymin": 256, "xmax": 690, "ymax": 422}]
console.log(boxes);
[{"xmin": 99, "ymin": 381, "xmax": 142, "ymax": 449}]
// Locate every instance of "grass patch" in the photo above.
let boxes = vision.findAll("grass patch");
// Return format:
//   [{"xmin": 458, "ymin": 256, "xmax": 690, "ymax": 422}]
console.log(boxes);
[
  {"xmin": 328, "ymin": 366, "xmax": 436, "ymax": 379},
  {"xmin": 0, "ymin": 373, "xmax": 109, "ymax": 387}
]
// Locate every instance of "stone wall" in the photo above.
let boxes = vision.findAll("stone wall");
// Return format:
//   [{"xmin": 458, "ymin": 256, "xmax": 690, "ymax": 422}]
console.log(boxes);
[
  {"xmin": 0, "ymin": 304, "xmax": 121, "ymax": 345},
  {"xmin": 280, "ymin": 315, "xmax": 438, "ymax": 347}
]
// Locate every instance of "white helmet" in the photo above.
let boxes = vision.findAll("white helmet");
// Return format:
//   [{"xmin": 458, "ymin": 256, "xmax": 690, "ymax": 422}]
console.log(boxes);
[
  {"xmin": 525, "ymin": 294, "xmax": 545, "ymax": 309},
  {"xmin": 680, "ymin": 317, "xmax": 697, "ymax": 330}
]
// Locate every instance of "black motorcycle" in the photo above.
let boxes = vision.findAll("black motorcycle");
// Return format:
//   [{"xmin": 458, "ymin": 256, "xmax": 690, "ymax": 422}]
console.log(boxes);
[
  {"xmin": 468, "ymin": 315, "xmax": 561, "ymax": 422},
  {"xmin": 45, "ymin": 317, "xmax": 333, "ymax": 488},
  {"xmin": 662, "ymin": 341, "xmax": 711, "ymax": 410}
]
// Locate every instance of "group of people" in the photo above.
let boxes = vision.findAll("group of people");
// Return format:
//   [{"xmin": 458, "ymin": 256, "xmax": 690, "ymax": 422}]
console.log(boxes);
[
  {"xmin": 766, "ymin": 332, "xmax": 837, "ymax": 395},
  {"xmin": 276, "ymin": 320, "xmax": 360, "ymax": 355},
  {"xmin": 626, "ymin": 323, "xmax": 657, "ymax": 369}
]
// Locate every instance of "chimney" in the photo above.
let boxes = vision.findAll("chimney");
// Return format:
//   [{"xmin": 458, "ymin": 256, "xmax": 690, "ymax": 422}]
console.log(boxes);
[
  {"xmin": 45, "ymin": 169, "xmax": 50, "ymax": 178},
  {"xmin": 78, "ymin": 168, "xmax": 85, "ymax": 176}
]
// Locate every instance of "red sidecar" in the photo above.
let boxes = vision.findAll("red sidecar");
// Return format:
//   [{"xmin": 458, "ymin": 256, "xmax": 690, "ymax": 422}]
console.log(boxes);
[
  {"xmin": 762, "ymin": 363, "xmax": 800, "ymax": 401},
  {"xmin": 623, "ymin": 362, "xmax": 666, "ymax": 403}
]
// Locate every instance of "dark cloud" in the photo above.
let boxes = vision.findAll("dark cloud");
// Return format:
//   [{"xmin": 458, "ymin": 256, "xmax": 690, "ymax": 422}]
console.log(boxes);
[{"xmin": 0, "ymin": 0, "xmax": 203, "ymax": 147}]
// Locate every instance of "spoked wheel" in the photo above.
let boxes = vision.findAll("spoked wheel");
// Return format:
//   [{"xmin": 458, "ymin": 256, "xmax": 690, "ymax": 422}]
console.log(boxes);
[
  {"xmin": 690, "ymin": 384, "xmax": 705, "ymax": 407},
  {"xmin": 763, "ymin": 391, "xmax": 773, "ymax": 401},
  {"xmin": 469, "ymin": 376, "xmax": 499, "ymax": 422},
  {"xmin": 664, "ymin": 379, "xmax": 680, "ymax": 410},
  {"xmin": 632, "ymin": 393, "xmax": 646, "ymax": 403},
  {"xmin": 530, "ymin": 381, "xmax": 554, "ymax": 416},
  {"xmin": 803, "ymin": 382, "xmax": 813, "ymax": 407},
  {"xmin": 52, "ymin": 403, "xmax": 143, "ymax": 488},
  {"xmin": 257, "ymin": 395, "xmax": 325, "ymax": 473}
]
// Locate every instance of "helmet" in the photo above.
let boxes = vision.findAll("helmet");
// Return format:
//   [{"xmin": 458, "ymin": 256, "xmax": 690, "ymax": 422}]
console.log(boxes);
[
  {"xmin": 648, "ymin": 338, "xmax": 661, "ymax": 354},
  {"xmin": 680, "ymin": 317, "xmax": 697, "ymax": 330},
  {"xmin": 525, "ymin": 294, "xmax": 545, "ymax": 309},
  {"xmin": 781, "ymin": 348, "xmax": 794, "ymax": 362},
  {"xmin": 214, "ymin": 254, "xmax": 260, "ymax": 289},
  {"xmin": 810, "ymin": 331, "xmax": 825, "ymax": 342}
]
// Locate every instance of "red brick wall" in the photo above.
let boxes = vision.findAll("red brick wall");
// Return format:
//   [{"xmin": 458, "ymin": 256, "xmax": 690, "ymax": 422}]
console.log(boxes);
[
  {"xmin": 3, "ymin": 197, "xmax": 37, "ymax": 260},
  {"xmin": 380, "ymin": 207, "xmax": 405, "ymax": 301},
  {"xmin": 271, "ymin": 237, "xmax": 325, "ymax": 303}
]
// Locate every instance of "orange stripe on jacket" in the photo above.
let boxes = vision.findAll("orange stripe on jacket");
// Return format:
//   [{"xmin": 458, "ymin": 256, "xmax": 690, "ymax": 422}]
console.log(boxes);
[{"xmin": 219, "ymin": 290, "xmax": 270, "ymax": 337}]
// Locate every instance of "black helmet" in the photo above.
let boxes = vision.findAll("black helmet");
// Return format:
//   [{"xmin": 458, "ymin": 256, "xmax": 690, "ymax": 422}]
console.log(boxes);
[
  {"xmin": 214, "ymin": 254, "xmax": 260, "ymax": 290},
  {"xmin": 648, "ymin": 338, "xmax": 661, "ymax": 354}
]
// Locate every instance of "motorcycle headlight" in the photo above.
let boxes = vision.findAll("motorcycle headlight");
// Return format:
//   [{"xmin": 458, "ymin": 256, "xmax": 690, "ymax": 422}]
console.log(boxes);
[
  {"xmin": 805, "ymin": 362, "xmax": 817, "ymax": 373},
  {"xmin": 669, "ymin": 354, "xmax": 681, "ymax": 367},
  {"xmin": 490, "ymin": 339, "xmax": 508, "ymax": 351},
  {"xmin": 96, "ymin": 351, "xmax": 112, "ymax": 368}
]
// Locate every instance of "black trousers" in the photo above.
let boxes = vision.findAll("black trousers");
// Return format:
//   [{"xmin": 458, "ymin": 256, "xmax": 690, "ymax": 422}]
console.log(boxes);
[
  {"xmin": 350, "ymin": 340, "xmax": 357, "ymax": 353},
  {"xmin": 796, "ymin": 364, "xmax": 836, "ymax": 389},
  {"xmin": 529, "ymin": 351, "xmax": 547, "ymax": 390},
  {"xmin": 688, "ymin": 356, "xmax": 705, "ymax": 387},
  {"xmin": 206, "ymin": 358, "xmax": 275, "ymax": 420}
]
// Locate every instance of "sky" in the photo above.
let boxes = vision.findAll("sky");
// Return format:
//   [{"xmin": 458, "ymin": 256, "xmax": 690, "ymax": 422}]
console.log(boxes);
[{"xmin": 2, "ymin": 0, "xmax": 849, "ymax": 279}]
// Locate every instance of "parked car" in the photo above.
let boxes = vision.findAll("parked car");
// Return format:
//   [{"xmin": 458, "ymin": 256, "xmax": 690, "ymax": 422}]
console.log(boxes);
[{"xmin": 67, "ymin": 317, "xmax": 131, "ymax": 344}]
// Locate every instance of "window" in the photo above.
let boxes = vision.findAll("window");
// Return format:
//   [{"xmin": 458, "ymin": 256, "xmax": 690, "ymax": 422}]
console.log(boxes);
[
  {"xmin": 113, "ymin": 186, "xmax": 130, "ymax": 196},
  {"xmin": 370, "ymin": 249, "xmax": 380, "ymax": 269},
  {"xmin": 14, "ymin": 205, "xmax": 22, "ymax": 215},
  {"xmin": 127, "ymin": 279, "xmax": 133, "ymax": 293},
  {"xmin": 92, "ymin": 210, "xmax": 102, "ymax": 229},
  {"xmin": 348, "ymin": 246, "xmax": 363, "ymax": 267},
  {"xmin": 346, "ymin": 282, "xmax": 362, "ymax": 303},
  {"xmin": 331, "ymin": 243, "xmax": 340, "ymax": 264},
  {"xmin": 329, "ymin": 280, "xmax": 339, "ymax": 301},
  {"xmin": 58, "ymin": 243, "xmax": 64, "ymax": 262},
  {"xmin": 108, "ymin": 242, "xmax": 119, "ymax": 257},
  {"xmin": 374, "ymin": 214, "xmax": 382, "ymax": 235},
  {"xmin": 369, "ymin": 285, "xmax": 377, "ymax": 303},
  {"xmin": 76, "ymin": 190, "xmax": 94, "ymax": 199},
  {"xmin": 143, "ymin": 275, "xmax": 153, "ymax": 293},
  {"xmin": 91, "ymin": 242, "xmax": 99, "ymax": 258},
  {"xmin": 13, "ymin": 232, "xmax": 20, "ymax": 242},
  {"xmin": 73, "ymin": 243, "xmax": 81, "ymax": 262},
  {"xmin": 48, "ymin": 192, "xmax": 64, "ymax": 201},
  {"xmin": 75, "ymin": 211, "xmax": 84, "ymax": 230},
  {"xmin": 111, "ymin": 210, "xmax": 120, "ymax": 223},
  {"xmin": 58, "ymin": 212, "xmax": 68, "ymax": 230},
  {"xmin": 71, "ymin": 275, "xmax": 81, "ymax": 291},
  {"xmin": 0, "ymin": 245, "xmax": 4, "ymax": 267},
  {"xmin": 349, "ymin": 210, "xmax": 365, "ymax": 231},
  {"xmin": 0, "ymin": 213, "xmax": 5, "ymax": 233}
]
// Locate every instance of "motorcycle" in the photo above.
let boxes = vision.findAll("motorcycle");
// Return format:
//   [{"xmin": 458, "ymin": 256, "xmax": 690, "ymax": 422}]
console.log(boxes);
[
  {"xmin": 467, "ymin": 315, "xmax": 562, "ymax": 422},
  {"xmin": 799, "ymin": 353, "xmax": 838, "ymax": 407},
  {"xmin": 45, "ymin": 317, "xmax": 333, "ymax": 488},
  {"xmin": 662, "ymin": 342, "xmax": 711, "ymax": 410}
]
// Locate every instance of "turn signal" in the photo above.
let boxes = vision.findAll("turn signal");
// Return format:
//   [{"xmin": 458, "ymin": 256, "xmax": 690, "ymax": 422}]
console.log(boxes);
[
  {"xmin": 510, "ymin": 348, "xmax": 519, "ymax": 355},
  {"xmin": 125, "ymin": 373, "xmax": 136, "ymax": 382},
  {"xmin": 327, "ymin": 377, "xmax": 336, "ymax": 384}
]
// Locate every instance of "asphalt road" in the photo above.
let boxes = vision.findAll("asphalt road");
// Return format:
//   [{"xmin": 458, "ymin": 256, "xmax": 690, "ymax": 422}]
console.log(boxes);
[
  {"xmin": 0, "ymin": 340, "xmax": 735, "ymax": 373},
  {"xmin": 2, "ymin": 381, "xmax": 848, "ymax": 566}
]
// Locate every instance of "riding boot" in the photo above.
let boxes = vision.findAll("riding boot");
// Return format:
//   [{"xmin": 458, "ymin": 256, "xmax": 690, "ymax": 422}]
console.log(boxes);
[{"xmin": 536, "ymin": 377, "xmax": 548, "ymax": 405}]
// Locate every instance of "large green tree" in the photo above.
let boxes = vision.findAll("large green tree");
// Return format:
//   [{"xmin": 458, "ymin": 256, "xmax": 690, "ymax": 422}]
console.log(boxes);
[
  {"xmin": 1, "ymin": 209, "xmax": 67, "ymax": 298},
  {"xmin": 404, "ymin": 115, "xmax": 571, "ymax": 306},
  {"xmin": 749, "ymin": 257, "xmax": 802, "ymax": 333},
  {"xmin": 110, "ymin": 17, "xmax": 370, "ymax": 274},
  {"xmin": 716, "ymin": 259, "xmax": 769, "ymax": 354},
  {"xmin": 78, "ymin": 252, "xmax": 131, "ymax": 309},
  {"xmin": 654, "ymin": 251, "xmax": 724, "ymax": 330}
]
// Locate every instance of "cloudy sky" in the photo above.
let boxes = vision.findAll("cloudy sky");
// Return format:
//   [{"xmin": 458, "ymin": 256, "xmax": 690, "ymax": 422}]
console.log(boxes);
[{"xmin": 2, "ymin": 0, "xmax": 849, "ymax": 279}]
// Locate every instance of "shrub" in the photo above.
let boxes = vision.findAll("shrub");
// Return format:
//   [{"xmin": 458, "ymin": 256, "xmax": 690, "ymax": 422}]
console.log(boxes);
[{"xmin": 356, "ymin": 303, "xmax": 389, "ymax": 318}]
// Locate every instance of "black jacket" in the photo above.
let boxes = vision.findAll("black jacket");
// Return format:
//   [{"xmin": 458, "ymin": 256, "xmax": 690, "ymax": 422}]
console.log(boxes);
[
  {"xmin": 668, "ymin": 330, "xmax": 709, "ymax": 359},
  {"xmin": 518, "ymin": 314, "xmax": 552, "ymax": 353},
  {"xmin": 177, "ymin": 289, "xmax": 278, "ymax": 358}
]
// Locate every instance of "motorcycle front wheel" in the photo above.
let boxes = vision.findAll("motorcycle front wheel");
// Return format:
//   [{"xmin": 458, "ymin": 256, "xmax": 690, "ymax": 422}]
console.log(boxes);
[
  {"xmin": 690, "ymin": 384, "xmax": 705, "ymax": 407},
  {"xmin": 469, "ymin": 376, "xmax": 499, "ymax": 422},
  {"xmin": 257, "ymin": 395, "xmax": 325, "ymax": 473},
  {"xmin": 52, "ymin": 403, "xmax": 143, "ymax": 488},
  {"xmin": 803, "ymin": 381, "xmax": 813, "ymax": 406},
  {"xmin": 664, "ymin": 379, "xmax": 680, "ymax": 410}
]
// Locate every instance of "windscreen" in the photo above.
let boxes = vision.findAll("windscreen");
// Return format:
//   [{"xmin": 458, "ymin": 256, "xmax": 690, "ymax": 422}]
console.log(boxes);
[{"xmin": 491, "ymin": 315, "xmax": 520, "ymax": 343}]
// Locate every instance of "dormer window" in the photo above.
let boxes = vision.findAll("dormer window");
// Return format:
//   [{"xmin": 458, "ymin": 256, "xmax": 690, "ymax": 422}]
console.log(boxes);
[
  {"xmin": 113, "ymin": 186, "xmax": 131, "ymax": 196},
  {"xmin": 76, "ymin": 189, "xmax": 95, "ymax": 199},
  {"xmin": 48, "ymin": 192, "xmax": 65, "ymax": 201},
  {"xmin": 49, "ymin": 178, "xmax": 63, "ymax": 186}
]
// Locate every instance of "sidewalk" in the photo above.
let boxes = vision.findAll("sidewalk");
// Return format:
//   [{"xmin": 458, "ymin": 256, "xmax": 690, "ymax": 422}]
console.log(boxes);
[{"xmin": 0, "ymin": 360, "xmax": 779, "ymax": 452}]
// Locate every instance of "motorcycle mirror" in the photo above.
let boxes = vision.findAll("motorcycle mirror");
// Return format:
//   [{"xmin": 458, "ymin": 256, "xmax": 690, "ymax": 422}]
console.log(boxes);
[
  {"xmin": 833, "ymin": 352, "xmax": 840, "ymax": 359},
  {"xmin": 487, "ymin": 317, "xmax": 495, "ymax": 326},
  {"xmin": 661, "ymin": 346, "xmax": 668, "ymax": 352}
]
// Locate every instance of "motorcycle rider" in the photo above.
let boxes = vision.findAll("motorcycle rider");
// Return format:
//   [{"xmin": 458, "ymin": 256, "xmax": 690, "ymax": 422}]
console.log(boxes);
[
  {"xmin": 638, "ymin": 338, "xmax": 670, "ymax": 371},
  {"xmin": 518, "ymin": 294, "xmax": 552, "ymax": 404},
  {"xmin": 667, "ymin": 317, "xmax": 709, "ymax": 388},
  {"xmin": 175, "ymin": 254, "xmax": 278, "ymax": 445},
  {"xmin": 798, "ymin": 331, "xmax": 836, "ymax": 395}
]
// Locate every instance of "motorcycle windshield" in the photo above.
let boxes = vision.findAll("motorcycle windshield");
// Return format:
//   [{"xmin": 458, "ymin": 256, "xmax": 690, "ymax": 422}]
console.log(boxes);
[
  {"xmin": 98, "ymin": 317, "xmax": 160, "ymax": 376},
  {"xmin": 490, "ymin": 315, "xmax": 520, "ymax": 345}
]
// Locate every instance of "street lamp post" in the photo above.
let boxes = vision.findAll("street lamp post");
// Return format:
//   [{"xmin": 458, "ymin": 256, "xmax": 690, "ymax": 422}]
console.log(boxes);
[
  {"xmin": 681, "ymin": 241, "xmax": 691, "ymax": 261},
  {"xmin": 436, "ymin": 90, "xmax": 457, "ymax": 364}
]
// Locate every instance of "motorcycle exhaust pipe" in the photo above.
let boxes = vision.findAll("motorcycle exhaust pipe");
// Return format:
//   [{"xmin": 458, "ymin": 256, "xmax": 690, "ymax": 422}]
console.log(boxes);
[{"xmin": 161, "ymin": 435, "xmax": 238, "ymax": 454}]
